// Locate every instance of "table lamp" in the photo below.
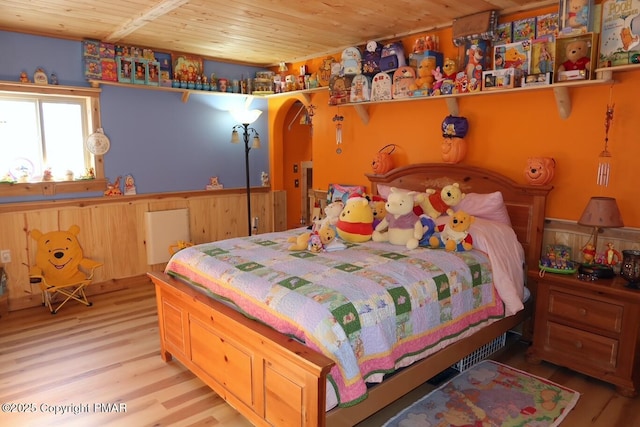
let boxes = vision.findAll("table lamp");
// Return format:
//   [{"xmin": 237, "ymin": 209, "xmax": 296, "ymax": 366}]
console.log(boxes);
[{"xmin": 577, "ymin": 196, "xmax": 624, "ymax": 278}]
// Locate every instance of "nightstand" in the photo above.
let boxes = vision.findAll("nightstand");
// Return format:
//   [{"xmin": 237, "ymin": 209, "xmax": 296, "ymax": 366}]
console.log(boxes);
[{"xmin": 526, "ymin": 269, "xmax": 640, "ymax": 397}]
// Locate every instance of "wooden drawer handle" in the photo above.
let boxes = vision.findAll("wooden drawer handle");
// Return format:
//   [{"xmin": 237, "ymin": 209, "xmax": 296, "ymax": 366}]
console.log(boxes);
[
  {"xmin": 579, "ymin": 308, "xmax": 587, "ymax": 316},
  {"xmin": 575, "ymin": 341, "xmax": 583, "ymax": 349}
]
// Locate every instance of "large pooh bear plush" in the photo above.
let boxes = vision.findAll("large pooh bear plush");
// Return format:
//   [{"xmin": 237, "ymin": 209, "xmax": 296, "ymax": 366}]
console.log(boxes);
[
  {"xmin": 336, "ymin": 195, "xmax": 374, "ymax": 243},
  {"xmin": 29, "ymin": 225, "xmax": 102, "ymax": 287}
]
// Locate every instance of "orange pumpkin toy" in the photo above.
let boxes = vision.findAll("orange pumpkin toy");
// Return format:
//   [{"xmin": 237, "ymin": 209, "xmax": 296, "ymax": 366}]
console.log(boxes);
[
  {"xmin": 371, "ymin": 144, "xmax": 396, "ymax": 174},
  {"xmin": 524, "ymin": 157, "xmax": 555, "ymax": 185},
  {"xmin": 441, "ymin": 115, "xmax": 468, "ymax": 164}
]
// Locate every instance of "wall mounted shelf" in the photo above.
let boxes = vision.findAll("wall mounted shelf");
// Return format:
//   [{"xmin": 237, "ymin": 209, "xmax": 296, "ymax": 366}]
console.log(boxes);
[
  {"xmin": 595, "ymin": 63, "xmax": 640, "ymax": 80},
  {"xmin": 329, "ymin": 78, "xmax": 614, "ymax": 123},
  {"xmin": 0, "ymin": 81, "xmax": 101, "ymax": 97}
]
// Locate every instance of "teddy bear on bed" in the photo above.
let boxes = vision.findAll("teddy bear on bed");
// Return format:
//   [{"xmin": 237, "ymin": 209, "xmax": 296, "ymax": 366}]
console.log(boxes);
[
  {"xmin": 313, "ymin": 200, "xmax": 344, "ymax": 232},
  {"xmin": 416, "ymin": 182, "xmax": 466, "ymax": 219},
  {"xmin": 335, "ymin": 194, "xmax": 375, "ymax": 243},
  {"xmin": 372, "ymin": 187, "xmax": 423, "ymax": 250},
  {"xmin": 288, "ymin": 224, "xmax": 336, "ymax": 251},
  {"xmin": 429, "ymin": 210, "xmax": 475, "ymax": 252}
]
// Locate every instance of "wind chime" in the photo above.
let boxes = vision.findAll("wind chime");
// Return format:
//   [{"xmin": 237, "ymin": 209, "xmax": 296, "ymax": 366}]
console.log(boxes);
[
  {"xmin": 304, "ymin": 104, "xmax": 316, "ymax": 135},
  {"xmin": 597, "ymin": 86, "xmax": 615, "ymax": 187},
  {"xmin": 333, "ymin": 113, "xmax": 344, "ymax": 154}
]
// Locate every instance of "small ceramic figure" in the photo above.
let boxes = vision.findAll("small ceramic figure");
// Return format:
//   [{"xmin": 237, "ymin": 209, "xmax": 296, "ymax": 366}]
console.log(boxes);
[
  {"xmin": 20, "ymin": 71, "xmax": 29, "ymax": 83},
  {"xmin": 124, "ymin": 174, "xmax": 137, "ymax": 195},
  {"xmin": 50, "ymin": 73, "xmax": 59, "ymax": 85}
]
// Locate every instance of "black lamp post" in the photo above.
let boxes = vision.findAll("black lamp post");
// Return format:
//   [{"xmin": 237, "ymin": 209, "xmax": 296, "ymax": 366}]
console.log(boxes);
[{"xmin": 231, "ymin": 109, "xmax": 262, "ymax": 236}]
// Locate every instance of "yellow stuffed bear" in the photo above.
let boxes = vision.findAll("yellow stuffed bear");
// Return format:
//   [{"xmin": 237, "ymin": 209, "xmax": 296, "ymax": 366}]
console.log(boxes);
[
  {"xmin": 29, "ymin": 225, "xmax": 102, "ymax": 287},
  {"xmin": 336, "ymin": 196, "xmax": 374, "ymax": 243},
  {"xmin": 416, "ymin": 183, "xmax": 466, "ymax": 219},
  {"xmin": 429, "ymin": 210, "xmax": 475, "ymax": 252}
]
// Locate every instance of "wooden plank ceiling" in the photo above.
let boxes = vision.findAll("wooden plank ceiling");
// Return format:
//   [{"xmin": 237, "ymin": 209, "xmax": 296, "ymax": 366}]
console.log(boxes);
[{"xmin": 0, "ymin": 0, "xmax": 556, "ymax": 66}]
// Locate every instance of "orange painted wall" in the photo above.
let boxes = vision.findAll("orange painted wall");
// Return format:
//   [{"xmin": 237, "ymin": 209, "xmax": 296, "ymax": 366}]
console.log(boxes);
[{"xmin": 269, "ymin": 4, "xmax": 640, "ymax": 228}]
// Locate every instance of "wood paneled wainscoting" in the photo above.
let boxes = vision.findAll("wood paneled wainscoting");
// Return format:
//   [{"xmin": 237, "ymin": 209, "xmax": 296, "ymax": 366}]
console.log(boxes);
[{"xmin": 0, "ymin": 188, "xmax": 286, "ymax": 312}]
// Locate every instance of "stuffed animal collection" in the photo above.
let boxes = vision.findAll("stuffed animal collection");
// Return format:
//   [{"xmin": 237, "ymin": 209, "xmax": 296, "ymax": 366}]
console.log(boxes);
[{"xmin": 29, "ymin": 225, "xmax": 102, "ymax": 286}]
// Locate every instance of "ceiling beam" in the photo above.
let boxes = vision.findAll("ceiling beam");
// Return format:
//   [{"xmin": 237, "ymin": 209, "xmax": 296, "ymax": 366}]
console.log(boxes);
[{"xmin": 104, "ymin": 0, "xmax": 191, "ymax": 42}]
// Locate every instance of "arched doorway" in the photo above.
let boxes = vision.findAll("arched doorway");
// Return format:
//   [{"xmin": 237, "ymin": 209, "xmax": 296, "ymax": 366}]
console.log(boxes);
[{"xmin": 282, "ymin": 100, "xmax": 313, "ymax": 230}]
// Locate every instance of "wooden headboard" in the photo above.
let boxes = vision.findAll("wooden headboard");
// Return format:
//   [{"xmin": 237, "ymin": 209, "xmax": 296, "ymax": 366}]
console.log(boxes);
[{"xmin": 366, "ymin": 163, "xmax": 552, "ymax": 272}]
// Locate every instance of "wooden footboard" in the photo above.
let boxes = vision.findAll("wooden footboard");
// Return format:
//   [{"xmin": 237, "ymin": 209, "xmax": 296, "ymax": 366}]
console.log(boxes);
[
  {"xmin": 150, "ymin": 270, "xmax": 531, "ymax": 427},
  {"xmin": 149, "ymin": 271, "xmax": 334, "ymax": 427}
]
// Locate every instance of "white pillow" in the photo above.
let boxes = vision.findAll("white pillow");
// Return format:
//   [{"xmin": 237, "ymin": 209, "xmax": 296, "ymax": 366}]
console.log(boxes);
[{"xmin": 453, "ymin": 191, "xmax": 511, "ymax": 225}]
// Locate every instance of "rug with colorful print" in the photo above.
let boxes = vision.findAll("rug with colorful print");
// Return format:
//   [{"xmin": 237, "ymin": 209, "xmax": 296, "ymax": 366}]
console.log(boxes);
[{"xmin": 383, "ymin": 360, "xmax": 579, "ymax": 427}]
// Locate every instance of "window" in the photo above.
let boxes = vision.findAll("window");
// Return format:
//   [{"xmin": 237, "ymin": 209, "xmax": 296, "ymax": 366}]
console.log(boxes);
[{"xmin": 0, "ymin": 83, "xmax": 106, "ymax": 197}]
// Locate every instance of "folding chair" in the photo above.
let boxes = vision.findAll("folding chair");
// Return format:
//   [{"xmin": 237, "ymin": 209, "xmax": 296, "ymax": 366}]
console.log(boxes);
[{"xmin": 30, "ymin": 263, "xmax": 102, "ymax": 314}]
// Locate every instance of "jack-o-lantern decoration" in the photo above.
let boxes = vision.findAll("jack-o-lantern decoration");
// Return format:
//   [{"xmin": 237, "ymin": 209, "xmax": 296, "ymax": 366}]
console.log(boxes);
[
  {"xmin": 441, "ymin": 115, "xmax": 468, "ymax": 164},
  {"xmin": 371, "ymin": 144, "xmax": 396, "ymax": 175},
  {"xmin": 524, "ymin": 157, "xmax": 556, "ymax": 185},
  {"xmin": 442, "ymin": 137, "xmax": 467, "ymax": 164}
]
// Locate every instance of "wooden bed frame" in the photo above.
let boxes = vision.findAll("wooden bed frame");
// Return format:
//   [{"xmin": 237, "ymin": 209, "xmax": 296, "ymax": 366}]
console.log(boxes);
[{"xmin": 148, "ymin": 163, "xmax": 551, "ymax": 427}]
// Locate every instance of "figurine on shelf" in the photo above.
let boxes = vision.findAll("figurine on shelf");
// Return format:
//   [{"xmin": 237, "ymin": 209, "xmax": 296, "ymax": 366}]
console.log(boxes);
[
  {"xmin": 20, "ymin": 71, "xmax": 29, "ymax": 83},
  {"xmin": 42, "ymin": 168, "xmax": 53, "ymax": 181},
  {"xmin": 604, "ymin": 242, "xmax": 622, "ymax": 267},
  {"xmin": 124, "ymin": 174, "xmax": 137, "ymax": 195},
  {"xmin": 582, "ymin": 243, "xmax": 596, "ymax": 264},
  {"xmin": 50, "ymin": 73, "xmax": 59, "ymax": 85},
  {"xmin": 104, "ymin": 176, "xmax": 123, "ymax": 196}
]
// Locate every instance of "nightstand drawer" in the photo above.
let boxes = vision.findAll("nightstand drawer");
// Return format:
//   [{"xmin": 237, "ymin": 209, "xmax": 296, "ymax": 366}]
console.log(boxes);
[
  {"xmin": 545, "ymin": 322, "xmax": 618, "ymax": 370},
  {"xmin": 548, "ymin": 290, "xmax": 623, "ymax": 333}
]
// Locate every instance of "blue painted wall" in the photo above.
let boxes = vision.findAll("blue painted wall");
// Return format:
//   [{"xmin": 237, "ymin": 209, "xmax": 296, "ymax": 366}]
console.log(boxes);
[{"xmin": 0, "ymin": 30, "xmax": 270, "ymax": 201}]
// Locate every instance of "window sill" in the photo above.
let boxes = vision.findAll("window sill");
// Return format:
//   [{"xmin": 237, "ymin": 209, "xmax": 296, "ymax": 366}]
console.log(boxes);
[{"xmin": 0, "ymin": 179, "xmax": 107, "ymax": 197}]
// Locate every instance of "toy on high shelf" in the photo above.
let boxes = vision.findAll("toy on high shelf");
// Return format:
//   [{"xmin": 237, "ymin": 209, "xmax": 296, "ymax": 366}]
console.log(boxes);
[{"xmin": 598, "ymin": 0, "xmax": 640, "ymax": 68}]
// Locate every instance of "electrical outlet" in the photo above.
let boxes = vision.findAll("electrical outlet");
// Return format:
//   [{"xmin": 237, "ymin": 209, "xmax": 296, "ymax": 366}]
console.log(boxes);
[{"xmin": 1, "ymin": 250, "xmax": 11, "ymax": 263}]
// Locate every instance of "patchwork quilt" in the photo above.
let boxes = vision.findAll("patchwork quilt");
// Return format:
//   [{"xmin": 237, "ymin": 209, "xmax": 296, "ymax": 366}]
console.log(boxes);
[{"xmin": 165, "ymin": 229, "xmax": 505, "ymax": 407}]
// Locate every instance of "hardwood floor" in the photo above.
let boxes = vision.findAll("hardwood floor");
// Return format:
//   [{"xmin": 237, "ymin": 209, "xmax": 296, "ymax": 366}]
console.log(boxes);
[{"xmin": 1, "ymin": 279, "xmax": 638, "ymax": 427}]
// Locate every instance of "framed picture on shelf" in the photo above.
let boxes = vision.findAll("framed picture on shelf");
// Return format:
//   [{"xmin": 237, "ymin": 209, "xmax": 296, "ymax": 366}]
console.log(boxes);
[
  {"xmin": 146, "ymin": 61, "xmax": 160, "ymax": 86},
  {"xmin": 116, "ymin": 56, "xmax": 132, "ymax": 83},
  {"xmin": 133, "ymin": 58, "xmax": 147, "ymax": 84},
  {"xmin": 558, "ymin": 0, "xmax": 594, "ymax": 36},
  {"xmin": 171, "ymin": 54, "xmax": 203, "ymax": 82}
]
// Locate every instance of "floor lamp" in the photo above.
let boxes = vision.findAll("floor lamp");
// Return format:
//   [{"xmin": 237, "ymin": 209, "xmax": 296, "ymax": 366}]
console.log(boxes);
[{"xmin": 231, "ymin": 109, "xmax": 262, "ymax": 236}]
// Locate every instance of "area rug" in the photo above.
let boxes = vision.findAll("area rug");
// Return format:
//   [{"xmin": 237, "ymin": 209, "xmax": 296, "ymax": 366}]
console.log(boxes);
[{"xmin": 383, "ymin": 360, "xmax": 580, "ymax": 427}]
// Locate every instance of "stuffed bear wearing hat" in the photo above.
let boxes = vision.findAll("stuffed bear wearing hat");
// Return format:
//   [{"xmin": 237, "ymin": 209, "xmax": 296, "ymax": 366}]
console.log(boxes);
[{"xmin": 29, "ymin": 225, "xmax": 102, "ymax": 287}]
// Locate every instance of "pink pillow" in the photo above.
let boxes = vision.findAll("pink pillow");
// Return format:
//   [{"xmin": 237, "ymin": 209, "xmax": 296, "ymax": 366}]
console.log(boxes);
[{"xmin": 453, "ymin": 192, "xmax": 511, "ymax": 225}]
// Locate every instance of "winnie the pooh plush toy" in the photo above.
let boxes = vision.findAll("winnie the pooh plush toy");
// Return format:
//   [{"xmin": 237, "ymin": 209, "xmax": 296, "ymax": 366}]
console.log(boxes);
[
  {"xmin": 416, "ymin": 183, "xmax": 466, "ymax": 219},
  {"xmin": 557, "ymin": 39, "xmax": 591, "ymax": 78},
  {"xmin": 369, "ymin": 195, "xmax": 387, "ymax": 229},
  {"xmin": 429, "ymin": 210, "xmax": 475, "ymax": 252},
  {"xmin": 29, "ymin": 225, "xmax": 102, "ymax": 287},
  {"xmin": 372, "ymin": 188, "xmax": 422, "ymax": 250},
  {"xmin": 336, "ymin": 195, "xmax": 374, "ymax": 243}
]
